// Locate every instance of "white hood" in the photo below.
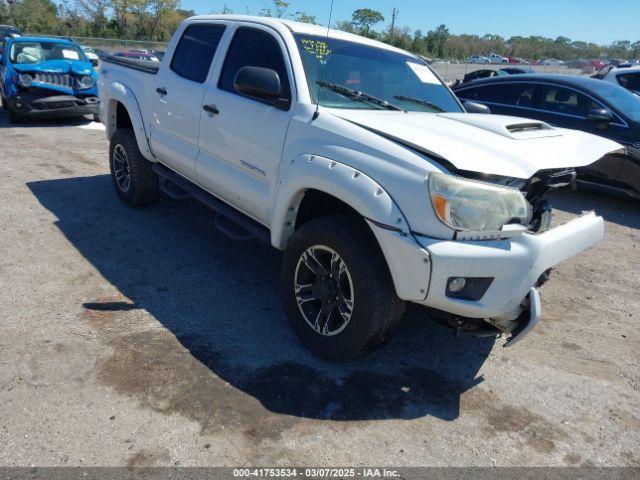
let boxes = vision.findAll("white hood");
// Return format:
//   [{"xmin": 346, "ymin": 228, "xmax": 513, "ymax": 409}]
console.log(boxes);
[{"xmin": 330, "ymin": 109, "xmax": 623, "ymax": 179}]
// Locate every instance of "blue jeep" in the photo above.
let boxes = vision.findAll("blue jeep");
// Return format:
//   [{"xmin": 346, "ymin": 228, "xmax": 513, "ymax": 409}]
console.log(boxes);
[{"xmin": 0, "ymin": 36, "xmax": 99, "ymax": 122}]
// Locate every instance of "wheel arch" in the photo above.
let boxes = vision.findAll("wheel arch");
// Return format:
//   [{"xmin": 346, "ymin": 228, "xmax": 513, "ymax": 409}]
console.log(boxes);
[
  {"xmin": 104, "ymin": 85, "xmax": 154, "ymax": 161},
  {"xmin": 271, "ymin": 155, "xmax": 410, "ymax": 250}
]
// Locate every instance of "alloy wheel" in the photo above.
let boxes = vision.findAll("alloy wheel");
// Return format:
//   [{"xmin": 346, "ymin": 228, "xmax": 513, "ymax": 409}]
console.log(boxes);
[{"xmin": 294, "ymin": 245, "xmax": 355, "ymax": 336}]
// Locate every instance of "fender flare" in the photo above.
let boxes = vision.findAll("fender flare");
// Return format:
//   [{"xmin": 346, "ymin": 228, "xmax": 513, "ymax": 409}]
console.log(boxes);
[
  {"xmin": 104, "ymin": 82, "xmax": 154, "ymax": 161},
  {"xmin": 271, "ymin": 154, "xmax": 431, "ymax": 301},
  {"xmin": 271, "ymin": 154, "xmax": 411, "ymax": 249}
]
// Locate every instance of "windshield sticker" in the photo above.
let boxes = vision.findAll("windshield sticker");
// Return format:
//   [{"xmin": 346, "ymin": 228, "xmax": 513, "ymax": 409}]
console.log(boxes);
[
  {"xmin": 301, "ymin": 38, "xmax": 332, "ymax": 61},
  {"xmin": 62, "ymin": 49, "xmax": 80, "ymax": 60},
  {"xmin": 407, "ymin": 62, "xmax": 440, "ymax": 84}
]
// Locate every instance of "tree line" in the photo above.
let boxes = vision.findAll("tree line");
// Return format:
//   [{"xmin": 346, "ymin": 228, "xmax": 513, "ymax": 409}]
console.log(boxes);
[{"xmin": 1, "ymin": 0, "xmax": 638, "ymax": 60}]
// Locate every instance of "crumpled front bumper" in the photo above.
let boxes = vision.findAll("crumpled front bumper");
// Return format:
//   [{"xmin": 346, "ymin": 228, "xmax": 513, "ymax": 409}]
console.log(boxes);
[
  {"xmin": 416, "ymin": 212, "xmax": 604, "ymax": 319},
  {"xmin": 7, "ymin": 94, "xmax": 99, "ymax": 118},
  {"xmin": 368, "ymin": 212, "xmax": 604, "ymax": 344}
]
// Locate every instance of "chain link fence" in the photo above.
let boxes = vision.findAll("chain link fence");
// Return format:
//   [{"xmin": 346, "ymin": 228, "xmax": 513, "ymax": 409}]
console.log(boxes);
[
  {"xmin": 26, "ymin": 34, "xmax": 169, "ymax": 55},
  {"xmin": 431, "ymin": 62, "xmax": 591, "ymax": 83}
]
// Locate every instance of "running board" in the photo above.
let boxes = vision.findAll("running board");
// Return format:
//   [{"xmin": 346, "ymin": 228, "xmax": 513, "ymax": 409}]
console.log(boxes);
[
  {"xmin": 152, "ymin": 164, "xmax": 271, "ymax": 244},
  {"xmin": 160, "ymin": 179, "xmax": 190, "ymax": 200}
]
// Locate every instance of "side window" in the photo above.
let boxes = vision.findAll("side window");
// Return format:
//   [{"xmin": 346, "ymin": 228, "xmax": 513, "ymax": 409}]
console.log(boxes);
[
  {"xmin": 493, "ymin": 83, "xmax": 537, "ymax": 107},
  {"xmin": 618, "ymin": 72, "xmax": 640, "ymax": 91},
  {"xmin": 218, "ymin": 27, "xmax": 291, "ymax": 105},
  {"xmin": 459, "ymin": 85, "xmax": 495, "ymax": 101},
  {"xmin": 538, "ymin": 85, "xmax": 593, "ymax": 116},
  {"xmin": 170, "ymin": 24, "xmax": 226, "ymax": 83}
]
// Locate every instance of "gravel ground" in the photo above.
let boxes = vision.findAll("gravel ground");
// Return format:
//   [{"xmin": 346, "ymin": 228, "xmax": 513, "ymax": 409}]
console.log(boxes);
[{"xmin": 0, "ymin": 110, "xmax": 638, "ymax": 468}]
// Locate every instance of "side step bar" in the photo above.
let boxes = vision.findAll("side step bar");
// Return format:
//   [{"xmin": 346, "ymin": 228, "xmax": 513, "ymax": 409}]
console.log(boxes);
[{"xmin": 152, "ymin": 163, "xmax": 271, "ymax": 244}]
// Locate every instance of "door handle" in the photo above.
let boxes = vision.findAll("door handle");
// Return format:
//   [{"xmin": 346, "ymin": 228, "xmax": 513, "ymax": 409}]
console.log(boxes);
[
  {"xmin": 203, "ymin": 104, "xmax": 219, "ymax": 115},
  {"xmin": 155, "ymin": 87, "xmax": 167, "ymax": 96}
]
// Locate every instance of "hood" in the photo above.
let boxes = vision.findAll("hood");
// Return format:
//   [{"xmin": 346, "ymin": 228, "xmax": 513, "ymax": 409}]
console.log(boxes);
[
  {"xmin": 12, "ymin": 59, "xmax": 94, "ymax": 76},
  {"xmin": 329, "ymin": 109, "xmax": 623, "ymax": 179}
]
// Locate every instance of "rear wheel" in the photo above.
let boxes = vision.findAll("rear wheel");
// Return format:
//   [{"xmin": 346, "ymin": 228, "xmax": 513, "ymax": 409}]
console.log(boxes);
[
  {"xmin": 109, "ymin": 128, "xmax": 158, "ymax": 206},
  {"xmin": 281, "ymin": 215, "xmax": 405, "ymax": 361}
]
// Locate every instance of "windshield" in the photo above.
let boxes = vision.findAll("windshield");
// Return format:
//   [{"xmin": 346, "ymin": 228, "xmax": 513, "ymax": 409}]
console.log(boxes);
[
  {"xmin": 10, "ymin": 42, "xmax": 86, "ymax": 64},
  {"xmin": 294, "ymin": 34, "xmax": 462, "ymax": 113},
  {"xmin": 588, "ymin": 79, "xmax": 640, "ymax": 122}
]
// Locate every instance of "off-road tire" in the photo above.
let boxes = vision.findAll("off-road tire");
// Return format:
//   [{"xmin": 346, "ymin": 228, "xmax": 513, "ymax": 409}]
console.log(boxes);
[
  {"xmin": 109, "ymin": 128, "xmax": 158, "ymax": 206},
  {"xmin": 281, "ymin": 215, "xmax": 405, "ymax": 361}
]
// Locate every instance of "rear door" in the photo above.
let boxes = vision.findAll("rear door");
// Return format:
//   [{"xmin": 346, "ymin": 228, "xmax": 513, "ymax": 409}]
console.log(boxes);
[
  {"xmin": 149, "ymin": 23, "xmax": 226, "ymax": 178},
  {"xmin": 196, "ymin": 24, "xmax": 295, "ymax": 225}
]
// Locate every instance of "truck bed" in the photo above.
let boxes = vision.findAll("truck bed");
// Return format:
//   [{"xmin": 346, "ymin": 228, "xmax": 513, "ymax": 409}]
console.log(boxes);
[{"xmin": 103, "ymin": 55, "xmax": 159, "ymax": 75}]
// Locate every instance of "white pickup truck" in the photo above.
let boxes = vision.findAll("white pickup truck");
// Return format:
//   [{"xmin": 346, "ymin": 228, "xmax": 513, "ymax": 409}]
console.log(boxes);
[{"xmin": 99, "ymin": 15, "xmax": 622, "ymax": 361}]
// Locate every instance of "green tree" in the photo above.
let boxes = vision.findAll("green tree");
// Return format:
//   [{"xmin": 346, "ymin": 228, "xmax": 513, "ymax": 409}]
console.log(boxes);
[
  {"xmin": 351, "ymin": 8, "xmax": 384, "ymax": 37},
  {"xmin": 293, "ymin": 11, "xmax": 316, "ymax": 24},
  {"xmin": 261, "ymin": 0, "xmax": 289, "ymax": 18}
]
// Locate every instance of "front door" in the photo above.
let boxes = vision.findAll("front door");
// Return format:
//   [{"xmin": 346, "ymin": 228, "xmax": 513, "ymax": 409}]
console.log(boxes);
[{"xmin": 196, "ymin": 25, "xmax": 295, "ymax": 225}]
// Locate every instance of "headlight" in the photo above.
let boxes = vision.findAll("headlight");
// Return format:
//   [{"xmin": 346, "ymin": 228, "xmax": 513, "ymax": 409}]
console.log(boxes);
[
  {"xmin": 78, "ymin": 75, "xmax": 94, "ymax": 89},
  {"xmin": 428, "ymin": 172, "xmax": 532, "ymax": 231},
  {"xmin": 18, "ymin": 73, "xmax": 33, "ymax": 87}
]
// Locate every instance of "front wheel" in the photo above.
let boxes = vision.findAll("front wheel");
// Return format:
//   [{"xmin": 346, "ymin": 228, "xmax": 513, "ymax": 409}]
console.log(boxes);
[{"xmin": 280, "ymin": 216, "xmax": 405, "ymax": 361}]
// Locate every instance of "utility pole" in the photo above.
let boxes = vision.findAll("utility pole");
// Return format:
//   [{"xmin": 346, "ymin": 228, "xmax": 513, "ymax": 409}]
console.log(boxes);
[{"xmin": 390, "ymin": 8, "xmax": 399, "ymax": 37}]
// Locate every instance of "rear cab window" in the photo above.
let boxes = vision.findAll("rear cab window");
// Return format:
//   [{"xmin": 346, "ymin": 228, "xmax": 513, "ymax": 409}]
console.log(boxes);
[
  {"xmin": 218, "ymin": 27, "xmax": 291, "ymax": 108},
  {"xmin": 170, "ymin": 24, "xmax": 226, "ymax": 83}
]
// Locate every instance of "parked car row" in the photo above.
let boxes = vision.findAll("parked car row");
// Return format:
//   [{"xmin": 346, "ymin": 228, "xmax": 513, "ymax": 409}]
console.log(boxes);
[{"xmin": 468, "ymin": 54, "xmax": 508, "ymax": 64}]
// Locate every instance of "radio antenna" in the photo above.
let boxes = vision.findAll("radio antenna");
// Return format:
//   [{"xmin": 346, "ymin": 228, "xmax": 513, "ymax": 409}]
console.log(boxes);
[{"xmin": 312, "ymin": 0, "xmax": 334, "ymax": 121}]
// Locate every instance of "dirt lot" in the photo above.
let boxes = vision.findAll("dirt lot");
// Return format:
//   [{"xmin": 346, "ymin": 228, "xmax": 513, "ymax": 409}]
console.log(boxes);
[{"xmin": 0, "ymin": 110, "xmax": 638, "ymax": 468}]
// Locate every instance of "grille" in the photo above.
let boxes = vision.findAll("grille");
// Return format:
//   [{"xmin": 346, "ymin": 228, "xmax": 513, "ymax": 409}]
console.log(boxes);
[{"xmin": 34, "ymin": 73, "xmax": 74, "ymax": 88}]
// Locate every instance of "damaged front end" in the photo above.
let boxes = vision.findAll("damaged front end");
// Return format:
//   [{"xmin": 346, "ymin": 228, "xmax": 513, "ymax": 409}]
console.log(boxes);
[
  {"xmin": 459, "ymin": 166, "xmax": 578, "ymax": 235},
  {"xmin": 6, "ymin": 72, "xmax": 99, "ymax": 119},
  {"xmin": 426, "ymin": 167, "xmax": 599, "ymax": 346}
]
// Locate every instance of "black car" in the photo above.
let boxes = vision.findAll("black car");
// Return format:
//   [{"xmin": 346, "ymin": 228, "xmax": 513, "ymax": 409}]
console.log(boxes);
[
  {"xmin": 452, "ymin": 68, "xmax": 527, "ymax": 88},
  {"xmin": 0, "ymin": 25, "xmax": 21, "ymax": 38},
  {"xmin": 453, "ymin": 74, "xmax": 640, "ymax": 199}
]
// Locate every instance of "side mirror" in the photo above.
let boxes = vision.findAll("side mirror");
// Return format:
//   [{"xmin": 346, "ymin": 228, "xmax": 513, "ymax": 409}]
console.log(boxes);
[
  {"xmin": 234, "ymin": 66, "xmax": 287, "ymax": 109},
  {"xmin": 586, "ymin": 108, "xmax": 613, "ymax": 126},
  {"xmin": 90, "ymin": 58, "xmax": 99, "ymax": 67},
  {"xmin": 463, "ymin": 100, "xmax": 491, "ymax": 114}
]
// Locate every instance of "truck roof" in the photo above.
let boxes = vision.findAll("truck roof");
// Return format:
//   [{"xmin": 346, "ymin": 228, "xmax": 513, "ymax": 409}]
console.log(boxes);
[{"xmin": 187, "ymin": 15, "xmax": 413, "ymax": 56}]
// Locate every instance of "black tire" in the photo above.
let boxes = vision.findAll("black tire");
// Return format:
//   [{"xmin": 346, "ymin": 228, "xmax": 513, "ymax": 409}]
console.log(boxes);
[
  {"xmin": 280, "ymin": 215, "xmax": 405, "ymax": 361},
  {"xmin": 93, "ymin": 113, "xmax": 101, "ymax": 123},
  {"xmin": 109, "ymin": 128, "xmax": 158, "ymax": 206},
  {"xmin": 2, "ymin": 95, "xmax": 23, "ymax": 122}
]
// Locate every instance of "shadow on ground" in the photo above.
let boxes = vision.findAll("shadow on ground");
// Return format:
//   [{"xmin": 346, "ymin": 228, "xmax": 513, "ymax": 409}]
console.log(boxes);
[
  {"xmin": 0, "ymin": 108, "xmax": 96, "ymax": 128},
  {"xmin": 28, "ymin": 174, "xmax": 494, "ymax": 423}
]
